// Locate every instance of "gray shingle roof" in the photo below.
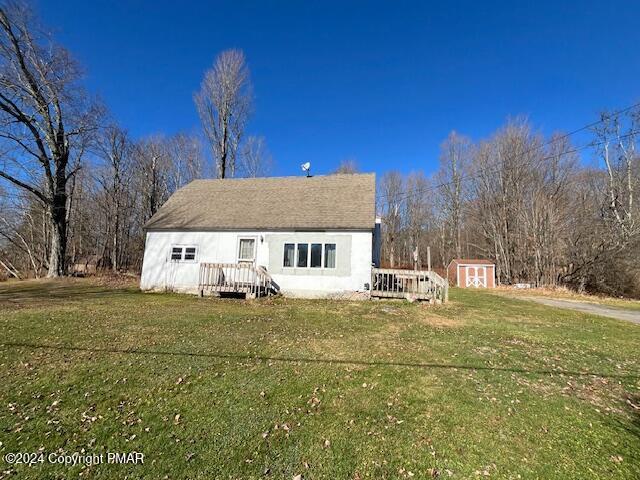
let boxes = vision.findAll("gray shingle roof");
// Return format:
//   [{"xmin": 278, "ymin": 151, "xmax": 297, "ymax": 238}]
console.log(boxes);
[{"xmin": 144, "ymin": 173, "xmax": 376, "ymax": 231}]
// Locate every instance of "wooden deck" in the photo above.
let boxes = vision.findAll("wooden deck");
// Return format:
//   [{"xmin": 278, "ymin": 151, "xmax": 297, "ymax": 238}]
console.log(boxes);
[
  {"xmin": 198, "ymin": 263, "xmax": 447, "ymax": 302},
  {"xmin": 371, "ymin": 268, "xmax": 449, "ymax": 303},
  {"xmin": 198, "ymin": 263, "xmax": 275, "ymax": 298}
]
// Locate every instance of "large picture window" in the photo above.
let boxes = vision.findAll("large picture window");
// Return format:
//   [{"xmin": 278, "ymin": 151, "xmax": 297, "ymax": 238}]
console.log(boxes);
[{"xmin": 283, "ymin": 242, "xmax": 337, "ymax": 269}]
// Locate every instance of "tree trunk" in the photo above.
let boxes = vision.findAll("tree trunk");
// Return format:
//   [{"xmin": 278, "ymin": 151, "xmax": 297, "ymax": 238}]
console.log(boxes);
[
  {"xmin": 219, "ymin": 146, "xmax": 227, "ymax": 179},
  {"xmin": 46, "ymin": 171, "xmax": 68, "ymax": 277},
  {"xmin": 112, "ymin": 196, "xmax": 120, "ymax": 272},
  {"xmin": 47, "ymin": 209, "xmax": 66, "ymax": 277},
  {"xmin": 112, "ymin": 219, "xmax": 119, "ymax": 272}
]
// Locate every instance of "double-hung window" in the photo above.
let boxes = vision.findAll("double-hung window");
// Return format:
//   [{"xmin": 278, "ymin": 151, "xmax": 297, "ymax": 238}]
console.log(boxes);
[
  {"xmin": 238, "ymin": 238, "xmax": 256, "ymax": 263},
  {"xmin": 283, "ymin": 242, "xmax": 337, "ymax": 269},
  {"xmin": 170, "ymin": 246, "xmax": 197, "ymax": 262}
]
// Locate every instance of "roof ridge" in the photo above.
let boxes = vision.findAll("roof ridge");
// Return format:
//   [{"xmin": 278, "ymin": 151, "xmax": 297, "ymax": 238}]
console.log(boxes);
[{"xmin": 189, "ymin": 172, "xmax": 375, "ymax": 183}]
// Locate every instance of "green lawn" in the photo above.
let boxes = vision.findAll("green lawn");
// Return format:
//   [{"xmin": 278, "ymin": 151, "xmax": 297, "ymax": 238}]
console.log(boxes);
[{"xmin": 0, "ymin": 279, "xmax": 638, "ymax": 479}]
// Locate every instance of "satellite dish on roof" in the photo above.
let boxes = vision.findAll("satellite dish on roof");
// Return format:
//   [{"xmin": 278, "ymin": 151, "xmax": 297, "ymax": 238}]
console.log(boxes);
[{"xmin": 301, "ymin": 162, "xmax": 312, "ymax": 177}]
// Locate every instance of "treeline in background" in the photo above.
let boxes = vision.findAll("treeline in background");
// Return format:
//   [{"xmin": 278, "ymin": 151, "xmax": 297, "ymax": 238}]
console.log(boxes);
[
  {"xmin": 0, "ymin": 2, "xmax": 638, "ymax": 297},
  {"xmin": 0, "ymin": 2, "xmax": 267, "ymax": 278},
  {"xmin": 377, "ymin": 114, "xmax": 639, "ymax": 297}
]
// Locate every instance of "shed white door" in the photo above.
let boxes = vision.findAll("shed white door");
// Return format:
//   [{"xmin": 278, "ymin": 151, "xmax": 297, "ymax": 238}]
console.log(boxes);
[{"xmin": 465, "ymin": 266, "xmax": 487, "ymax": 288}]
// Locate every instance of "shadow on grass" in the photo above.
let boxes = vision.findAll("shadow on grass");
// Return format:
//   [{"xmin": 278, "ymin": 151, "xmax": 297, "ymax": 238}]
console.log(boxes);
[
  {"xmin": 604, "ymin": 393, "xmax": 640, "ymax": 444},
  {"xmin": 0, "ymin": 281, "xmax": 136, "ymax": 304},
  {"xmin": 2, "ymin": 341, "xmax": 638, "ymax": 380}
]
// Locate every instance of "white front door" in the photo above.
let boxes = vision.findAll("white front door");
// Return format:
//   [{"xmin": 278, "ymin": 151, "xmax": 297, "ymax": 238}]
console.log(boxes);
[{"xmin": 466, "ymin": 266, "xmax": 487, "ymax": 288}]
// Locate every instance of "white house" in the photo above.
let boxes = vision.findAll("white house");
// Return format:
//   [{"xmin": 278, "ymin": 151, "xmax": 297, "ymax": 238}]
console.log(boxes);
[{"xmin": 140, "ymin": 173, "xmax": 379, "ymax": 298}]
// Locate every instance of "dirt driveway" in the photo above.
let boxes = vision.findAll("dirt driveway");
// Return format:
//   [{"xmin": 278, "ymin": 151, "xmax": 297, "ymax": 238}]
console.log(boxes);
[{"xmin": 523, "ymin": 296, "xmax": 640, "ymax": 325}]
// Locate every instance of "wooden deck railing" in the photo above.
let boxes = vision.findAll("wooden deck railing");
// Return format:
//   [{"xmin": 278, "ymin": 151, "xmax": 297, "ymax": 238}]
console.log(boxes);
[
  {"xmin": 198, "ymin": 262, "xmax": 275, "ymax": 298},
  {"xmin": 371, "ymin": 268, "xmax": 448, "ymax": 303}
]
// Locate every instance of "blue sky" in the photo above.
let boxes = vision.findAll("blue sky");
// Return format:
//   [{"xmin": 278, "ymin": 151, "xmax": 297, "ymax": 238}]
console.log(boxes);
[{"xmin": 37, "ymin": 0, "xmax": 640, "ymax": 177}]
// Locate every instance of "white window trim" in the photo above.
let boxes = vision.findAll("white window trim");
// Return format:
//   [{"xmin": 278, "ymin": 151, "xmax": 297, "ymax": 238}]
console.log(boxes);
[
  {"xmin": 283, "ymin": 242, "xmax": 337, "ymax": 270},
  {"xmin": 170, "ymin": 245, "xmax": 198, "ymax": 263},
  {"xmin": 237, "ymin": 236, "xmax": 257, "ymax": 263}
]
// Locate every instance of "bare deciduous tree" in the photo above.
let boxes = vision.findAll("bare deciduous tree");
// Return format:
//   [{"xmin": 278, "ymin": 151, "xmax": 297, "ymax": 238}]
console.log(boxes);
[
  {"xmin": 379, "ymin": 171, "xmax": 403, "ymax": 267},
  {"xmin": 194, "ymin": 49, "xmax": 252, "ymax": 179},
  {"xmin": 436, "ymin": 131, "xmax": 471, "ymax": 261},
  {"xmin": 404, "ymin": 172, "xmax": 430, "ymax": 269},
  {"xmin": 0, "ymin": 2, "xmax": 98, "ymax": 276},
  {"xmin": 334, "ymin": 159, "xmax": 358, "ymax": 174},
  {"xmin": 594, "ymin": 110, "xmax": 638, "ymax": 241},
  {"xmin": 0, "ymin": 191, "xmax": 40, "ymax": 278},
  {"xmin": 133, "ymin": 136, "xmax": 172, "ymax": 222},
  {"xmin": 165, "ymin": 132, "xmax": 204, "ymax": 191},
  {"xmin": 239, "ymin": 135, "xmax": 272, "ymax": 178},
  {"xmin": 95, "ymin": 125, "xmax": 132, "ymax": 271}
]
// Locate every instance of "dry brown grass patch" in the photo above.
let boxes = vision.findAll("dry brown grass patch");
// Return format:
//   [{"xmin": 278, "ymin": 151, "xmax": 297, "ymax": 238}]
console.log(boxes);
[{"xmin": 411, "ymin": 305, "xmax": 463, "ymax": 328}]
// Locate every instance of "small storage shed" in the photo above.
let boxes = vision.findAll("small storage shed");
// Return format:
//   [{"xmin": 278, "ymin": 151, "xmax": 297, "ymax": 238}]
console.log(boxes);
[{"xmin": 447, "ymin": 259, "xmax": 496, "ymax": 288}]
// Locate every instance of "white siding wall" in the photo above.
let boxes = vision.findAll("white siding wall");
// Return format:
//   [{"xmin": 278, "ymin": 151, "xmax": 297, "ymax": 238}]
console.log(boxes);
[{"xmin": 140, "ymin": 230, "xmax": 372, "ymax": 297}]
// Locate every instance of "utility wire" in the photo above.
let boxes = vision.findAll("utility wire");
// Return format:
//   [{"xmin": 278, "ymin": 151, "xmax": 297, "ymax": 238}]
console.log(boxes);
[
  {"xmin": 376, "ymin": 101, "xmax": 640, "ymax": 204},
  {"xmin": 379, "ymin": 130, "xmax": 638, "ymax": 205}
]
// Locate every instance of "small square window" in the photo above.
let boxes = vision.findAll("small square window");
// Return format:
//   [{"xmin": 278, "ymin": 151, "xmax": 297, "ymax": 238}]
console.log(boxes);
[
  {"xmin": 283, "ymin": 243, "xmax": 295, "ymax": 267},
  {"xmin": 297, "ymin": 243, "xmax": 308, "ymax": 268},
  {"xmin": 171, "ymin": 247, "xmax": 183, "ymax": 261},
  {"xmin": 184, "ymin": 247, "xmax": 196, "ymax": 261}
]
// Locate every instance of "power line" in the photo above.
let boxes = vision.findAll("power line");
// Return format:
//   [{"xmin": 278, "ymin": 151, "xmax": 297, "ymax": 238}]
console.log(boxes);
[
  {"xmin": 379, "ymin": 130, "xmax": 638, "ymax": 205},
  {"xmin": 376, "ymin": 101, "xmax": 640, "ymax": 204}
]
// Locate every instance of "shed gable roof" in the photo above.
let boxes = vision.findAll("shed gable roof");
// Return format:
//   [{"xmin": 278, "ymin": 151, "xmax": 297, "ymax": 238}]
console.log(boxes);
[
  {"xmin": 449, "ymin": 258, "xmax": 495, "ymax": 266},
  {"xmin": 144, "ymin": 173, "xmax": 376, "ymax": 231}
]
